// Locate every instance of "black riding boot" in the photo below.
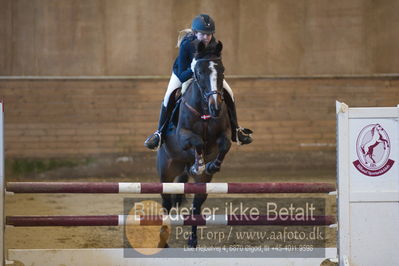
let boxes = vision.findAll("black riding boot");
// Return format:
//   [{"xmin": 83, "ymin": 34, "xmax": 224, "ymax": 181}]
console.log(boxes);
[
  {"xmin": 224, "ymin": 91, "xmax": 253, "ymax": 145},
  {"xmin": 144, "ymin": 90, "xmax": 179, "ymax": 150},
  {"xmin": 144, "ymin": 104, "xmax": 169, "ymax": 150}
]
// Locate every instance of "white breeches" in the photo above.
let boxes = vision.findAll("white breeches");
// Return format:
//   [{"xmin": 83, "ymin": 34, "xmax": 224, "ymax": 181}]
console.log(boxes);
[
  {"xmin": 163, "ymin": 73, "xmax": 235, "ymax": 107},
  {"xmin": 163, "ymin": 73, "xmax": 182, "ymax": 107},
  {"xmin": 223, "ymin": 80, "xmax": 234, "ymax": 101}
]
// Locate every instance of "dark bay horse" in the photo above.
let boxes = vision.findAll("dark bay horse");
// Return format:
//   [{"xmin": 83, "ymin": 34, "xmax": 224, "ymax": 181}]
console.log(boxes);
[{"xmin": 157, "ymin": 41, "xmax": 231, "ymax": 247}]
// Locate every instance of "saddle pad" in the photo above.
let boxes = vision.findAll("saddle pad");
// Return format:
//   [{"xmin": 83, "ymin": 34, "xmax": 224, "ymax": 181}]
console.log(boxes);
[{"xmin": 181, "ymin": 78, "xmax": 193, "ymax": 95}]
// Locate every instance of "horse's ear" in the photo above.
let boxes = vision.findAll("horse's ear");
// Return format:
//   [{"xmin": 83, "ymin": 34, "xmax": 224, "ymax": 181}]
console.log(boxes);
[
  {"xmin": 197, "ymin": 41, "xmax": 206, "ymax": 54},
  {"xmin": 216, "ymin": 41, "xmax": 223, "ymax": 56}
]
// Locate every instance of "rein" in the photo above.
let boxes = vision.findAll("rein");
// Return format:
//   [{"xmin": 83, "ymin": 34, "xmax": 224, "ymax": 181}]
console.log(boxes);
[
  {"xmin": 181, "ymin": 97, "xmax": 210, "ymax": 147},
  {"xmin": 182, "ymin": 98, "xmax": 212, "ymax": 120}
]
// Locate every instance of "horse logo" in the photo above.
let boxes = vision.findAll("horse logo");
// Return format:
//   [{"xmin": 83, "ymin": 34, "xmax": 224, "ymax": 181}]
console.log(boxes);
[{"xmin": 353, "ymin": 124, "xmax": 394, "ymax": 177}]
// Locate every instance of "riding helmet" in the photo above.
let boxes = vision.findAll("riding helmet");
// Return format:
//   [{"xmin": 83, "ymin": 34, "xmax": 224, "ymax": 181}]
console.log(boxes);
[{"xmin": 191, "ymin": 14, "xmax": 215, "ymax": 34}]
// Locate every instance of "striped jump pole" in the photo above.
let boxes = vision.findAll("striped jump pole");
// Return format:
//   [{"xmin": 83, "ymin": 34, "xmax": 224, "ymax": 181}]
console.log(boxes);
[
  {"xmin": 6, "ymin": 182, "xmax": 336, "ymax": 194},
  {"xmin": 6, "ymin": 215, "xmax": 336, "ymax": 227}
]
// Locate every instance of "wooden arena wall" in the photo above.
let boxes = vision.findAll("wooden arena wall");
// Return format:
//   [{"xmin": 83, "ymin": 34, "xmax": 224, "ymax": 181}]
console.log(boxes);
[
  {"xmin": 2, "ymin": 77, "xmax": 398, "ymax": 157},
  {"xmin": 1, "ymin": 0, "xmax": 399, "ymax": 77}
]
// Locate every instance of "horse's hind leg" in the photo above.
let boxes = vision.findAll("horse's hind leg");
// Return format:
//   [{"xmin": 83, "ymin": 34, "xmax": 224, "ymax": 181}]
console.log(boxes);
[
  {"xmin": 174, "ymin": 171, "xmax": 189, "ymax": 207},
  {"xmin": 159, "ymin": 166, "xmax": 185, "ymax": 248},
  {"xmin": 159, "ymin": 161, "xmax": 186, "ymax": 212},
  {"xmin": 177, "ymin": 171, "xmax": 189, "ymax": 183},
  {"xmin": 158, "ymin": 149, "xmax": 172, "ymax": 213},
  {"xmin": 157, "ymin": 149, "xmax": 185, "ymax": 248},
  {"xmin": 188, "ymin": 174, "xmax": 213, "ymax": 248}
]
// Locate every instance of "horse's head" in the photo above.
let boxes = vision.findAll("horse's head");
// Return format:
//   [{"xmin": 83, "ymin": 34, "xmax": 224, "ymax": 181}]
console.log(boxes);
[{"xmin": 191, "ymin": 41, "xmax": 224, "ymax": 118}]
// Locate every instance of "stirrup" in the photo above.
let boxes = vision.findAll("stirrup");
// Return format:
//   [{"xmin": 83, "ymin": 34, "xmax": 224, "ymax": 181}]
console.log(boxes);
[
  {"xmin": 144, "ymin": 131, "xmax": 162, "ymax": 151},
  {"xmin": 236, "ymin": 127, "xmax": 253, "ymax": 145}
]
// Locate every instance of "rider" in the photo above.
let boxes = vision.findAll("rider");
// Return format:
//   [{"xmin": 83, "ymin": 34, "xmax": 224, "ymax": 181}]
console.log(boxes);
[{"xmin": 144, "ymin": 14, "xmax": 253, "ymax": 150}]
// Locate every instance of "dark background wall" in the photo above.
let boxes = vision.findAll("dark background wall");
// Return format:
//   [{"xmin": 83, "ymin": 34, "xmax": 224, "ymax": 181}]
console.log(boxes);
[{"xmin": 1, "ymin": 0, "xmax": 399, "ymax": 180}]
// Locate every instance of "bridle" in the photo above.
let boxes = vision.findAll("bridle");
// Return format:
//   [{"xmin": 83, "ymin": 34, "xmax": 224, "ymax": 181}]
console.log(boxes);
[
  {"xmin": 181, "ymin": 57, "xmax": 225, "ymax": 144},
  {"xmin": 193, "ymin": 57, "xmax": 224, "ymax": 104},
  {"xmin": 192, "ymin": 58, "xmax": 224, "ymax": 106}
]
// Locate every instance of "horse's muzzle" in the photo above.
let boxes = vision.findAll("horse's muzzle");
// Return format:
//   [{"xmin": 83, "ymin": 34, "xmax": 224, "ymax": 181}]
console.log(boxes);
[{"xmin": 209, "ymin": 103, "xmax": 222, "ymax": 119}]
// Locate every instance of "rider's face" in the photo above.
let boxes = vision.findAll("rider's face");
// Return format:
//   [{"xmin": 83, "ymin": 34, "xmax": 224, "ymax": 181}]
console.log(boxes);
[{"xmin": 195, "ymin": 32, "xmax": 212, "ymax": 46}]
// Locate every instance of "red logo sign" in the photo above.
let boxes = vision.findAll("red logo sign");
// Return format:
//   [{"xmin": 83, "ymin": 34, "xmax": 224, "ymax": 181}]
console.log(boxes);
[{"xmin": 353, "ymin": 124, "xmax": 394, "ymax": 177}]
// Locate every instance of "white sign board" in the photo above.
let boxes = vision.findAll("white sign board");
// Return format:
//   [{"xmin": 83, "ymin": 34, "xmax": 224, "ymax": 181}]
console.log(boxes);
[{"xmin": 337, "ymin": 101, "xmax": 399, "ymax": 266}]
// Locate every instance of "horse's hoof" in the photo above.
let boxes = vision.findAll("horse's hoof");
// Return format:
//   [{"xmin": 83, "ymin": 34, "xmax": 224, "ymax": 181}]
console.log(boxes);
[
  {"xmin": 205, "ymin": 162, "xmax": 220, "ymax": 175},
  {"xmin": 157, "ymin": 225, "xmax": 170, "ymax": 248},
  {"xmin": 188, "ymin": 236, "xmax": 197, "ymax": 248},
  {"xmin": 189, "ymin": 165, "xmax": 197, "ymax": 176},
  {"xmin": 157, "ymin": 242, "xmax": 169, "ymax": 248},
  {"xmin": 190, "ymin": 164, "xmax": 205, "ymax": 176}
]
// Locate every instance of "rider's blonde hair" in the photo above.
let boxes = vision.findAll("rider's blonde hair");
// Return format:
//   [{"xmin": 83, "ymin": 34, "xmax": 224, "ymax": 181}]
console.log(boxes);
[{"xmin": 176, "ymin": 29, "xmax": 193, "ymax": 48}]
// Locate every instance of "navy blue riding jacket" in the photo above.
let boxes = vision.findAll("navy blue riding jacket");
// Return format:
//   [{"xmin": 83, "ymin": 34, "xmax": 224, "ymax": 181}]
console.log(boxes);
[{"xmin": 172, "ymin": 34, "xmax": 216, "ymax": 83}]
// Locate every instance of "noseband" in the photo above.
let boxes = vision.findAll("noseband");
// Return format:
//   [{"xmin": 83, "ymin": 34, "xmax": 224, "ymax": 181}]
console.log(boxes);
[{"xmin": 204, "ymin": 90, "xmax": 223, "ymax": 101}]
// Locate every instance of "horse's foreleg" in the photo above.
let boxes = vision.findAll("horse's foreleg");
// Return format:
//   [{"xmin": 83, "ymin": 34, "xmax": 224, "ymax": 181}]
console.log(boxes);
[
  {"xmin": 191, "ymin": 135, "xmax": 205, "ymax": 176},
  {"xmin": 190, "ymin": 150, "xmax": 205, "ymax": 176},
  {"xmin": 179, "ymin": 128, "xmax": 205, "ymax": 176},
  {"xmin": 206, "ymin": 133, "xmax": 231, "ymax": 175}
]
